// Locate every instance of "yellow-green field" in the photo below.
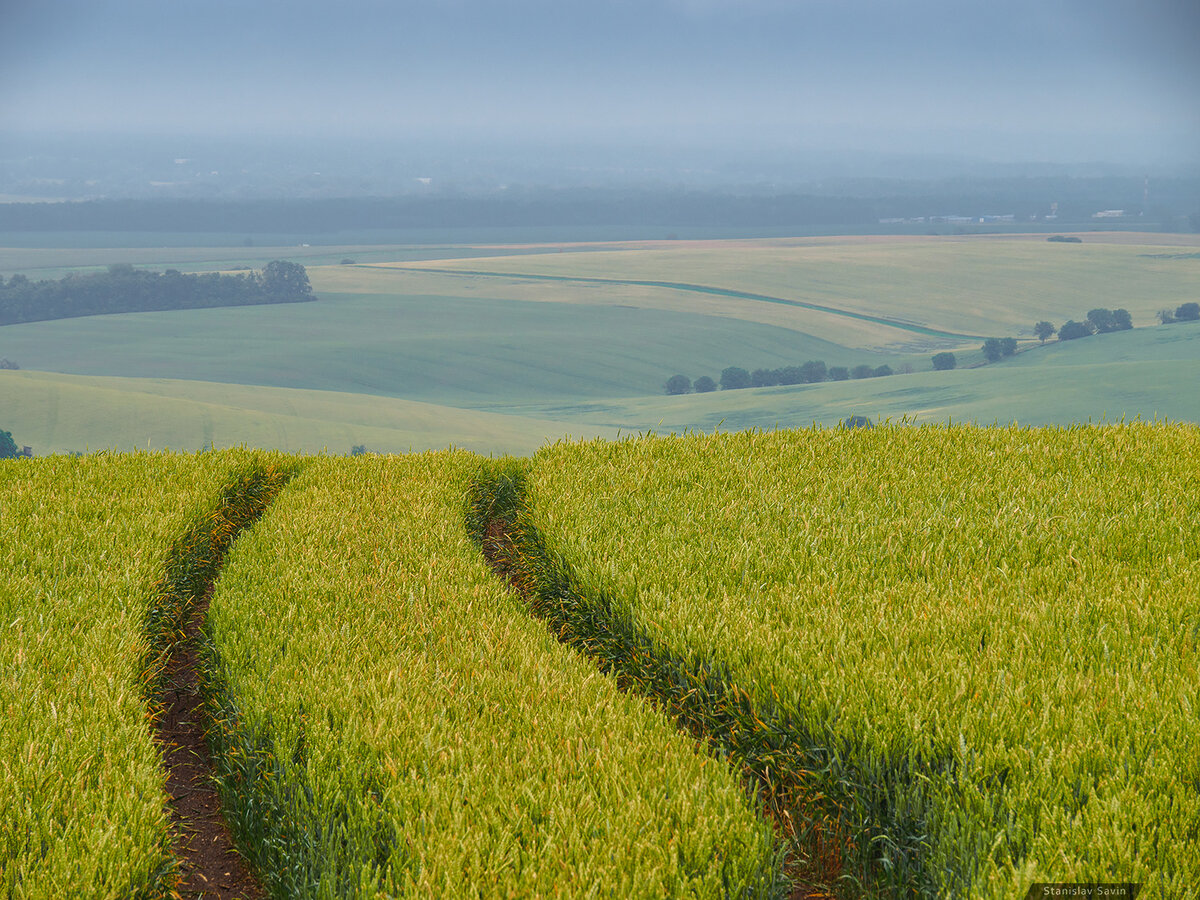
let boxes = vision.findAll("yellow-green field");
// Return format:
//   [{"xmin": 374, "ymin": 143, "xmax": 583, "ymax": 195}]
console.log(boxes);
[
  {"xmin": 4, "ymin": 424, "xmax": 1197, "ymax": 897},
  {"xmin": 384, "ymin": 233, "xmax": 1200, "ymax": 346}
]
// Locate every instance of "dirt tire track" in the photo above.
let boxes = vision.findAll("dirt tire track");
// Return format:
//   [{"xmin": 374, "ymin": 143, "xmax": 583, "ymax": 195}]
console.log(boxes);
[
  {"xmin": 157, "ymin": 585, "xmax": 265, "ymax": 900},
  {"xmin": 147, "ymin": 463, "xmax": 297, "ymax": 899},
  {"xmin": 479, "ymin": 517, "xmax": 841, "ymax": 900}
]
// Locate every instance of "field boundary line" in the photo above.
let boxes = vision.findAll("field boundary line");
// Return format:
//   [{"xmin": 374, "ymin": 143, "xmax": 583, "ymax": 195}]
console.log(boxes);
[{"xmin": 376, "ymin": 263, "xmax": 984, "ymax": 340}]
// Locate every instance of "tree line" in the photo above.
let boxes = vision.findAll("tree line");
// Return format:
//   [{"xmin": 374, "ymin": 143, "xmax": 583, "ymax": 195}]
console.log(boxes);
[
  {"xmin": 1156, "ymin": 302, "xmax": 1200, "ymax": 325},
  {"xmin": 0, "ymin": 260, "xmax": 313, "ymax": 326},
  {"xmin": 666, "ymin": 360, "xmax": 897, "ymax": 394}
]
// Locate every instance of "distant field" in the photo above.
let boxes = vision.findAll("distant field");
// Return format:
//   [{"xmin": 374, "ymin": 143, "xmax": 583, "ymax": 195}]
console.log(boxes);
[
  {"xmin": 5, "ymin": 323, "xmax": 1199, "ymax": 455},
  {"xmin": 0, "ymin": 287, "xmax": 884, "ymax": 405},
  {"xmin": 0, "ymin": 243, "xmax": 563, "ymax": 280},
  {"xmin": 494, "ymin": 322, "xmax": 1200, "ymax": 433},
  {"xmin": 2, "ymin": 232, "xmax": 1198, "ymax": 454},
  {"xmin": 0, "ymin": 371, "xmax": 613, "ymax": 455},
  {"xmin": 392, "ymin": 234, "xmax": 1200, "ymax": 344}
]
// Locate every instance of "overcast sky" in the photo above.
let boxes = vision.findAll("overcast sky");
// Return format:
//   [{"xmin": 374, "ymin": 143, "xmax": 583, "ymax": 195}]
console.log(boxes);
[{"xmin": 1, "ymin": 0, "xmax": 1198, "ymax": 165}]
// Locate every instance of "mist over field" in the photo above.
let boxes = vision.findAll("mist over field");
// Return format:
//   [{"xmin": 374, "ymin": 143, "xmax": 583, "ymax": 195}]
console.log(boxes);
[{"xmin": 1, "ymin": 0, "xmax": 1198, "ymax": 200}]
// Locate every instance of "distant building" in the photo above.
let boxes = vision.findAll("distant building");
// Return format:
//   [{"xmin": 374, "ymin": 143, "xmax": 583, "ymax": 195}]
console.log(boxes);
[{"xmin": 1092, "ymin": 209, "xmax": 1125, "ymax": 218}]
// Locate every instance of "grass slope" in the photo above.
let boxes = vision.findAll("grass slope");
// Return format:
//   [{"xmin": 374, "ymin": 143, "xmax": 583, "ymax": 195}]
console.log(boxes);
[
  {"xmin": 497, "ymin": 322, "xmax": 1200, "ymax": 433},
  {"xmin": 0, "ymin": 370, "xmax": 614, "ymax": 455},
  {"xmin": 4, "ymin": 323, "xmax": 1198, "ymax": 457},
  {"xmin": 0, "ymin": 289, "xmax": 880, "ymax": 405}
]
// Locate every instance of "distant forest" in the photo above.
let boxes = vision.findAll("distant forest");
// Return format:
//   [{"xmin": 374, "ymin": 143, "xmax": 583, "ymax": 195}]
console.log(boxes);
[
  {"xmin": 1, "ymin": 178, "xmax": 1197, "ymax": 233},
  {"xmin": 0, "ymin": 260, "xmax": 313, "ymax": 326}
]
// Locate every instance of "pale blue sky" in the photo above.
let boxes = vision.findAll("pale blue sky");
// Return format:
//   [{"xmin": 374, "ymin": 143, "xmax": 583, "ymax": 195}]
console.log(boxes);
[{"xmin": 1, "ymin": 0, "xmax": 1197, "ymax": 164}]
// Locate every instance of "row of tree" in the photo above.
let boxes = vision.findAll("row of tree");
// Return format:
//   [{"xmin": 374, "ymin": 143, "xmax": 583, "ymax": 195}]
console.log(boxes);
[
  {"xmin": 0, "ymin": 260, "xmax": 314, "ymax": 326},
  {"xmin": 666, "ymin": 361, "xmax": 896, "ymax": 394},
  {"xmin": 1158, "ymin": 302, "xmax": 1200, "ymax": 324},
  {"xmin": 1030, "ymin": 307, "xmax": 1134, "ymax": 345}
]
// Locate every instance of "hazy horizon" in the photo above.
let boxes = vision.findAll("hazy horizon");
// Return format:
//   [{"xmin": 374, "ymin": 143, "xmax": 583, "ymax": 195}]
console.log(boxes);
[{"xmin": 2, "ymin": 0, "xmax": 1198, "ymax": 177}]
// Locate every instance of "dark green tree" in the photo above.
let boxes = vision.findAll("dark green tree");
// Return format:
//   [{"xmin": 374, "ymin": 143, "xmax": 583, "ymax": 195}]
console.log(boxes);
[
  {"xmin": 982, "ymin": 338, "xmax": 1004, "ymax": 362},
  {"xmin": 1175, "ymin": 302, "xmax": 1200, "ymax": 321},
  {"xmin": 1087, "ymin": 308, "xmax": 1117, "ymax": 333},
  {"xmin": 850, "ymin": 364, "xmax": 874, "ymax": 379},
  {"xmin": 261, "ymin": 260, "xmax": 313, "ymax": 300},
  {"xmin": 1000, "ymin": 337, "xmax": 1018, "ymax": 356},
  {"xmin": 1034, "ymin": 321, "xmax": 1056, "ymax": 343},
  {"xmin": 693, "ymin": 375, "xmax": 717, "ymax": 393},
  {"xmin": 932, "ymin": 351, "xmax": 956, "ymax": 370},
  {"xmin": 1058, "ymin": 320, "xmax": 1095, "ymax": 340},
  {"xmin": 872, "ymin": 364, "xmax": 893, "ymax": 377},
  {"xmin": 0, "ymin": 429, "xmax": 18, "ymax": 459},
  {"xmin": 775, "ymin": 366, "xmax": 805, "ymax": 385},
  {"xmin": 828, "ymin": 366, "xmax": 850, "ymax": 381},
  {"xmin": 751, "ymin": 368, "xmax": 778, "ymax": 387},
  {"xmin": 799, "ymin": 360, "xmax": 828, "ymax": 383},
  {"xmin": 720, "ymin": 367, "xmax": 752, "ymax": 390},
  {"xmin": 1112, "ymin": 308, "xmax": 1133, "ymax": 330},
  {"xmin": 665, "ymin": 374, "xmax": 692, "ymax": 395}
]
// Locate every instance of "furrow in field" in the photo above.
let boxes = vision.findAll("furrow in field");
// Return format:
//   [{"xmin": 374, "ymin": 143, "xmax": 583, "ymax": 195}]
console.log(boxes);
[
  {"xmin": 147, "ymin": 460, "xmax": 299, "ymax": 900},
  {"xmin": 487, "ymin": 427, "xmax": 1200, "ymax": 898},
  {"xmin": 0, "ymin": 451, "xmax": 291, "ymax": 899},
  {"xmin": 466, "ymin": 464, "xmax": 848, "ymax": 900},
  {"xmin": 377, "ymin": 264, "xmax": 984, "ymax": 340},
  {"xmin": 193, "ymin": 454, "xmax": 785, "ymax": 898}
]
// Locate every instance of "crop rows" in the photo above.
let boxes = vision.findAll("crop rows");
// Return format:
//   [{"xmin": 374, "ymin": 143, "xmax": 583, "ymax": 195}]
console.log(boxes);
[
  {"xmin": 0, "ymin": 451, "xmax": 287, "ymax": 897},
  {"xmin": 474, "ymin": 425, "xmax": 1200, "ymax": 897},
  {"xmin": 5, "ymin": 427, "xmax": 1196, "ymax": 898},
  {"xmin": 184, "ymin": 453, "xmax": 783, "ymax": 897}
]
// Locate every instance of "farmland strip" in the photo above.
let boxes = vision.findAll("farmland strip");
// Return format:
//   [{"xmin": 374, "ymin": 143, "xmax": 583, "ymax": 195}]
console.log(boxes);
[
  {"xmin": 0, "ymin": 451, "xmax": 287, "ymax": 898},
  {"xmin": 380, "ymin": 264, "xmax": 983, "ymax": 339},
  {"xmin": 467, "ymin": 462, "xmax": 859, "ymax": 899}
]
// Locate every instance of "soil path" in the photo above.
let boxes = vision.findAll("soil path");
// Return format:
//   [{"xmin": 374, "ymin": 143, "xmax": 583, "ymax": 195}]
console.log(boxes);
[
  {"xmin": 479, "ymin": 518, "xmax": 839, "ymax": 900},
  {"xmin": 155, "ymin": 590, "xmax": 265, "ymax": 899}
]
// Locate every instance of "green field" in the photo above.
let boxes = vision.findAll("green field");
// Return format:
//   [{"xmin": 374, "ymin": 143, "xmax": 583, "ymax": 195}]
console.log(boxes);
[
  {"xmin": 203, "ymin": 453, "xmax": 781, "ymax": 897},
  {"xmin": 475, "ymin": 424, "xmax": 1200, "ymax": 896},
  {"xmin": 0, "ymin": 370, "xmax": 613, "ymax": 456},
  {"xmin": 2, "ymin": 232, "xmax": 1197, "ymax": 455},
  {"xmin": 5, "ymin": 426, "xmax": 1198, "ymax": 897},
  {"xmin": 0, "ymin": 451, "xmax": 281, "ymax": 896}
]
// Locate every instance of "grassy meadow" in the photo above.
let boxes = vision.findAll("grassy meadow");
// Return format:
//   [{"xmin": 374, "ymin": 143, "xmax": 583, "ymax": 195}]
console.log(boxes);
[{"xmin": 1, "ymin": 232, "xmax": 1198, "ymax": 454}]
